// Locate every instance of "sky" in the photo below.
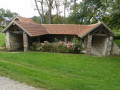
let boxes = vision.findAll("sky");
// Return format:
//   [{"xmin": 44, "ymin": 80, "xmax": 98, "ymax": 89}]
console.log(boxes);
[
  {"xmin": 0, "ymin": 0, "xmax": 38, "ymax": 18},
  {"xmin": 0, "ymin": 0, "xmax": 82, "ymax": 18}
]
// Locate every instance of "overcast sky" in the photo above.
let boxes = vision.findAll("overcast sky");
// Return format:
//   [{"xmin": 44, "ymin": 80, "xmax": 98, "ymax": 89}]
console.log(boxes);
[
  {"xmin": 0, "ymin": 0, "xmax": 38, "ymax": 18},
  {"xmin": 0, "ymin": 0, "xmax": 82, "ymax": 18}
]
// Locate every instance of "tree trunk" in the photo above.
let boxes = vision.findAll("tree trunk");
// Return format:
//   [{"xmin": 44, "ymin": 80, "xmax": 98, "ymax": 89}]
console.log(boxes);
[
  {"xmin": 34, "ymin": 0, "xmax": 43, "ymax": 24},
  {"xmin": 41, "ymin": 0, "xmax": 45, "ymax": 23},
  {"xmin": 73, "ymin": 0, "xmax": 77, "ymax": 10},
  {"xmin": 48, "ymin": 0, "xmax": 53, "ymax": 24}
]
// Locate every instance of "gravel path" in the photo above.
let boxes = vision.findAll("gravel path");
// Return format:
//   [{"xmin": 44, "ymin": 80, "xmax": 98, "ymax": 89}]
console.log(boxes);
[{"xmin": 0, "ymin": 76, "xmax": 45, "ymax": 90}]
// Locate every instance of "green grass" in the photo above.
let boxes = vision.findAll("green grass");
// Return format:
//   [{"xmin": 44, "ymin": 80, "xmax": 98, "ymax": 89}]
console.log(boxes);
[
  {"xmin": 0, "ymin": 26, "xmax": 3, "ymax": 32},
  {"xmin": 115, "ymin": 39, "xmax": 120, "ymax": 47},
  {"xmin": 0, "ymin": 33, "xmax": 5, "ymax": 47},
  {"xmin": 0, "ymin": 52, "xmax": 120, "ymax": 90}
]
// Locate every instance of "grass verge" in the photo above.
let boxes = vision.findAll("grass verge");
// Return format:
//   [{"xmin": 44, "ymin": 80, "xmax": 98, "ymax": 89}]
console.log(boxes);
[
  {"xmin": 0, "ymin": 52, "xmax": 120, "ymax": 90},
  {"xmin": 0, "ymin": 33, "xmax": 5, "ymax": 48}
]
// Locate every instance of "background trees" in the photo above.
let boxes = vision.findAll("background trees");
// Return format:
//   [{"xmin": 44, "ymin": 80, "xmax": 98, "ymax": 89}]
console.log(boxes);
[
  {"xmin": 0, "ymin": 0, "xmax": 120, "ymax": 32},
  {"xmin": 0, "ymin": 8, "xmax": 18, "ymax": 18}
]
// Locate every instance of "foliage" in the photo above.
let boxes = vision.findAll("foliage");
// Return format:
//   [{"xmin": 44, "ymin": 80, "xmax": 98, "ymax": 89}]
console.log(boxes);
[
  {"xmin": 32, "ymin": 16, "xmax": 41, "ymax": 24},
  {"xmin": 0, "ymin": 8, "xmax": 18, "ymax": 18},
  {"xmin": 102, "ymin": 0, "xmax": 120, "ymax": 31},
  {"xmin": 30, "ymin": 38, "xmax": 83, "ymax": 53},
  {"xmin": 0, "ymin": 33, "xmax": 5, "ymax": 47},
  {"xmin": 67, "ymin": 0, "xmax": 106, "ymax": 24},
  {"xmin": 114, "ymin": 32, "xmax": 120, "ymax": 39},
  {"xmin": 67, "ymin": 0, "xmax": 120, "ymax": 31},
  {"xmin": 114, "ymin": 39, "xmax": 120, "ymax": 47},
  {"xmin": 0, "ymin": 52, "xmax": 120, "ymax": 90},
  {"xmin": 52, "ymin": 15, "xmax": 64, "ymax": 24}
]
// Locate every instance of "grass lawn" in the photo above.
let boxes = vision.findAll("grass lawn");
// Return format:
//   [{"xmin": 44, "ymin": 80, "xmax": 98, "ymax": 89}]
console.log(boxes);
[
  {"xmin": 0, "ymin": 26, "xmax": 3, "ymax": 32},
  {"xmin": 0, "ymin": 33, "xmax": 5, "ymax": 48},
  {"xmin": 0, "ymin": 52, "xmax": 120, "ymax": 90}
]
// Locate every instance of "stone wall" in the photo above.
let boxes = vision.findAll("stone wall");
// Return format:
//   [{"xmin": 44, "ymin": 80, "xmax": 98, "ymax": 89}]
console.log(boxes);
[
  {"xmin": 5, "ymin": 31, "xmax": 23, "ymax": 51},
  {"xmin": 23, "ymin": 32, "xmax": 29, "ymax": 52},
  {"xmin": 105, "ymin": 36, "xmax": 113, "ymax": 55},
  {"xmin": 91, "ymin": 36, "xmax": 107, "ymax": 55},
  {"xmin": 111, "ymin": 41, "xmax": 120, "ymax": 55},
  {"xmin": 5, "ymin": 31, "xmax": 11, "ymax": 50}
]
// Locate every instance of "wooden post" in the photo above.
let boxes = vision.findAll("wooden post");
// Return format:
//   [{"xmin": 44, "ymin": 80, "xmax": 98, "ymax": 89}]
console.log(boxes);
[
  {"xmin": 103, "ymin": 37, "xmax": 108, "ymax": 56},
  {"xmin": 87, "ymin": 35, "xmax": 92, "ymax": 54},
  {"xmin": 64, "ymin": 36, "xmax": 67, "ymax": 43},
  {"xmin": 23, "ymin": 32, "xmax": 29, "ymax": 52}
]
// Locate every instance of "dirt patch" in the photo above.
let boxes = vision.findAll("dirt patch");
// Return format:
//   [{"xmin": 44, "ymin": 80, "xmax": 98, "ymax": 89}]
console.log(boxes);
[{"xmin": 0, "ymin": 76, "xmax": 45, "ymax": 90}]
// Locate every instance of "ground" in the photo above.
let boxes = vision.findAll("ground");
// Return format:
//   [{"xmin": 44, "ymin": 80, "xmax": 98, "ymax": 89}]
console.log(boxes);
[
  {"xmin": 0, "ymin": 26, "xmax": 3, "ymax": 32},
  {"xmin": 0, "ymin": 33, "xmax": 5, "ymax": 49},
  {"xmin": 0, "ymin": 51, "xmax": 120, "ymax": 90},
  {"xmin": 0, "ymin": 76, "xmax": 42, "ymax": 90}
]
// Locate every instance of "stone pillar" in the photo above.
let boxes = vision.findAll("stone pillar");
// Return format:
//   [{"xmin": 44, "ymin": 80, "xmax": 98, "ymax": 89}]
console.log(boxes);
[
  {"xmin": 87, "ymin": 35, "xmax": 92, "ymax": 54},
  {"xmin": 103, "ymin": 36, "xmax": 113, "ymax": 56},
  {"xmin": 64, "ymin": 36, "xmax": 67, "ymax": 43},
  {"xmin": 5, "ymin": 31, "xmax": 11, "ymax": 51},
  {"xmin": 103, "ymin": 37, "xmax": 109, "ymax": 56},
  {"xmin": 23, "ymin": 32, "xmax": 29, "ymax": 52}
]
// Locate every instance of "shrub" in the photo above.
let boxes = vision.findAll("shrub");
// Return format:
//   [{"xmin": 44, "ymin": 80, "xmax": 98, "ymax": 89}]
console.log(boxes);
[{"xmin": 30, "ymin": 38, "xmax": 83, "ymax": 53}]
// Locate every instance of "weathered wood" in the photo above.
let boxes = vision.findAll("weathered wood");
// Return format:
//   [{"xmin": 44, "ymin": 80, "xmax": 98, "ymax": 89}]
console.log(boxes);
[
  {"xmin": 64, "ymin": 36, "xmax": 67, "ymax": 43},
  {"xmin": 93, "ymin": 34, "xmax": 108, "ymax": 36}
]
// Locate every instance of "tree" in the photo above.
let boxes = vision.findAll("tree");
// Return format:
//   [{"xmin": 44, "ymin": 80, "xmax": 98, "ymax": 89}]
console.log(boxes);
[
  {"xmin": 32, "ymin": 16, "xmax": 41, "ymax": 23},
  {"xmin": 67, "ymin": 0, "xmax": 106, "ymax": 24},
  {"xmin": 0, "ymin": 8, "xmax": 18, "ymax": 19},
  {"xmin": 101, "ymin": 0, "xmax": 120, "ymax": 31},
  {"xmin": 45, "ymin": 0, "xmax": 54, "ymax": 24},
  {"xmin": 34, "ymin": 0, "xmax": 46, "ymax": 24},
  {"xmin": 52, "ymin": 15, "xmax": 64, "ymax": 24},
  {"xmin": 63, "ymin": 0, "xmax": 71, "ymax": 23}
]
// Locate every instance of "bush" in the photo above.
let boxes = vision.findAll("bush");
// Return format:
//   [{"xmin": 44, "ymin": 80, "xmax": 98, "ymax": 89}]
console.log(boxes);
[{"xmin": 30, "ymin": 38, "xmax": 83, "ymax": 53}]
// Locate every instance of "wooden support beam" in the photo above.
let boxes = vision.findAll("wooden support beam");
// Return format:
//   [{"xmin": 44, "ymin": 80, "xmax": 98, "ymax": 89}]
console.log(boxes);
[
  {"xmin": 93, "ymin": 34, "xmax": 108, "ymax": 36},
  {"xmin": 23, "ymin": 32, "xmax": 29, "ymax": 52}
]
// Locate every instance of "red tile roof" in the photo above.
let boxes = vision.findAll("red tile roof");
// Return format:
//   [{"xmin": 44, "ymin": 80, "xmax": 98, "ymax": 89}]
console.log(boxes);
[
  {"xmin": 16, "ymin": 22, "xmax": 49, "ymax": 36},
  {"xmin": 16, "ymin": 16, "xmax": 36, "ymax": 24},
  {"xmin": 15, "ymin": 21, "xmax": 101, "ymax": 37},
  {"xmin": 3, "ymin": 18, "xmax": 115, "ymax": 38},
  {"xmin": 42, "ymin": 24, "xmax": 100, "ymax": 37}
]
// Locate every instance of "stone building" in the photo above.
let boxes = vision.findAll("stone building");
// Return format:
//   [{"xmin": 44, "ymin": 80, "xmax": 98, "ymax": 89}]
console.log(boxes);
[
  {"xmin": 0, "ymin": 17, "xmax": 12, "ymax": 27},
  {"xmin": 2, "ymin": 16, "xmax": 120, "ymax": 56}
]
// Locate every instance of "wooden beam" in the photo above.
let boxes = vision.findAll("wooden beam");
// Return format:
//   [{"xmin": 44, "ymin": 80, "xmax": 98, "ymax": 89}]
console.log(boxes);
[{"xmin": 93, "ymin": 34, "xmax": 108, "ymax": 36}]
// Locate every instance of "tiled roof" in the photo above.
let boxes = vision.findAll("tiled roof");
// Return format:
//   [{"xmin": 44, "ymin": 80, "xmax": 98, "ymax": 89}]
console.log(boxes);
[
  {"xmin": 15, "ymin": 22, "xmax": 107, "ymax": 37},
  {"xmin": 3, "ymin": 19, "xmax": 115, "ymax": 38},
  {"xmin": 16, "ymin": 22, "xmax": 49, "ymax": 36},
  {"xmin": 42, "ymin": 24, "xmax": 100, "ymax": 37},
  {"xmin": 16, "ymin": 16, "xmax": 36, "ymax": 24}
]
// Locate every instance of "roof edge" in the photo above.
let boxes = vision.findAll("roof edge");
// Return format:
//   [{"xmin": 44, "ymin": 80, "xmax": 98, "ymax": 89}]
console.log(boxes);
[
  {"xmin": 80, "ymin": 22, "xmax": 116, "ymax": 38},
  {"xmin": 2, "ymin": 21, "xmax": 32, "ymax": 36},
  {"xmin": 14, "ymin": 22, "xmax": 32, "ymax": 36},
  {"xmin": 79, "ymin": 22, "xmax": 102, "ymax": 38}
]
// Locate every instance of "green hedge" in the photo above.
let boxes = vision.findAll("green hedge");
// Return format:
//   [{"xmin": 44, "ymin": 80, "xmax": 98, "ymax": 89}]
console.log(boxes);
[{"xmin": 114, "ymin": 39, "xmax": 120, "ymax": 47}]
